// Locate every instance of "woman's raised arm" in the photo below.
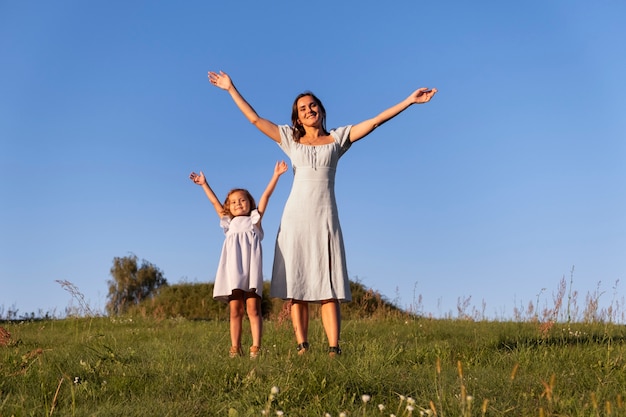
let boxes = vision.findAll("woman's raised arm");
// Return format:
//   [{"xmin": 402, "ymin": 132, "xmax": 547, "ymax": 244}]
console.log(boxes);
[
  {"xmin": 349, "ymin": 87, "xmax": 438, "ymax": 143},
  {"xmin": 208, "ymin": 71, "xmax": 281, "ymax": 143}
]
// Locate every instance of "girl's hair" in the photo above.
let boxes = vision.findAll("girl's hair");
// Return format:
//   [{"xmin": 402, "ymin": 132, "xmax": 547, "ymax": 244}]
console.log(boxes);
[
  {"xmin": 222, "ymin": 188, "xmax": 256, "ymax": 218},
  {"xmin": 291, "ymin": 91, "xmax": 327, "ymax": 142}
]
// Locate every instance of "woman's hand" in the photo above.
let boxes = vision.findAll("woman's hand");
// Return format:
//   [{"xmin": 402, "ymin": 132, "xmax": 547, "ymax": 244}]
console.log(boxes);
[
  {"xmin": 408, "ymin": 87, "xmax": 438, "ymax": 104},
  {"xmin": 208, "ymin": 71, "xmax": 233, "ymax": 91}
]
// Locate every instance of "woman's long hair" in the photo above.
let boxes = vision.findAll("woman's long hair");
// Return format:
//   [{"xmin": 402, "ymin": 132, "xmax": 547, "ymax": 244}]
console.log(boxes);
[{"xmin": 290, "ymin": 92, "xmax": 327, "ymax": 142}]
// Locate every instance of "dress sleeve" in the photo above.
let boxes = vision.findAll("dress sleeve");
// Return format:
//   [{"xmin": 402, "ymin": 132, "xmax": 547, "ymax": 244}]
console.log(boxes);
[
  {"xmin": 250, "ymin": 209, "xmax": 264, "ymax": 240},
  {"xmin": 277, "ymin": 125, "xmax": 294, "ymax": 158},
  {"xmin": 330, "ymin": 125, "xmax": 353, "ymax": 158},
  {"xmin": 249, "ymin": 209, "xmax": 261, "ymax": 225},
  {"xmin": 219, "ymin": 216, "xmax": 231, "ymax": 233}
]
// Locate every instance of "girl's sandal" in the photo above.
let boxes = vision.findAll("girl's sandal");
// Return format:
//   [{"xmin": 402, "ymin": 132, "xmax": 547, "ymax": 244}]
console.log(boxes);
[
  {"xmin": 249, "ymin": 346, "xmax": 261, "ymax": 359},
  {"xmin": 328, "ymin": 346, "xmax": 342, "ymax": 357},
  {"xmin": 229, "ymin": 346, "xmax": 243, "ymax": 358},
  {"xmin": 296, "ymin": 342, "xmax": 310, "ymax": 355}
]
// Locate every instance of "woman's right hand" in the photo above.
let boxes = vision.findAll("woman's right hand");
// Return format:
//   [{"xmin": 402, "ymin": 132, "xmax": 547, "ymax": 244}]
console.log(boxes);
[
  {"xmin": 208, "ymin": 71, "xmax": 232, "ymax": 91},
  {"xmin": 207, "ymin": 69, "xmax": 282, "ymax": 143}
]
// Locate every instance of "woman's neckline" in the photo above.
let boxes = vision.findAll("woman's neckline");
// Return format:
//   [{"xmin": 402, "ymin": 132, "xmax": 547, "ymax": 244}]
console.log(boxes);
[{"xmin": 298, "ymin": 141, "xmax": 333, "ymax": 147}]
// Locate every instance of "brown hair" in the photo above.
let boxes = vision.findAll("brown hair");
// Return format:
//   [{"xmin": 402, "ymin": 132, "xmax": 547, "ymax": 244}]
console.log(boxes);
[
  {"xmin": 222, "ymin": 188, "xmax": 256, "ymax": 218},
  {"xmin": 291, "ymin": 91, "xmax": 327, "ymax": 142}
]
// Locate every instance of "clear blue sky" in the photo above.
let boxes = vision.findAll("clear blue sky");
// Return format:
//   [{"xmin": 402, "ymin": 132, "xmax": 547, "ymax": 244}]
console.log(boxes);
[{"xmin": 1, "ymin": 1, "xmax": 624, "ymax": 320}]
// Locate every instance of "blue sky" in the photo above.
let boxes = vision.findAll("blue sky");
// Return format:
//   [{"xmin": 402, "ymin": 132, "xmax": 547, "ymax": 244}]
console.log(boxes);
[{"xmin": 1, "ymin": 1, "xmax": 625, "ymax": 320}]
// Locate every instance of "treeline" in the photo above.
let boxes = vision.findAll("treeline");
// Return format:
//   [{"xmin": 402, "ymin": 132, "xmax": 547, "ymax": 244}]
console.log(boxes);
[{"xmin": 108, "ymin": 254, "xmax": 405, "ymax": 321}]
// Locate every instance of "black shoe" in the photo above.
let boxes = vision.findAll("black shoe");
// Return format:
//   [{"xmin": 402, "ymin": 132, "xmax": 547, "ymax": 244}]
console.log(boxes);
[
  {"xmin": 296, "ymin": 342, "xmax": 310, "ymax": 355},
  {"xmin": 328, "ymin": 346, "xmax": 342, "ymax": 357}
]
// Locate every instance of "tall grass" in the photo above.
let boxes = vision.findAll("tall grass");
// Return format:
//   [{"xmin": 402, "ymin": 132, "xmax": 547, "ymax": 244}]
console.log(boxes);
[
  {"xmin": 1, "ymin": 271, "xmax": 625, "ymax": 415},
  {"xmin": 2, "ymin": 315, "xmax": 625, "ymax": 416}
]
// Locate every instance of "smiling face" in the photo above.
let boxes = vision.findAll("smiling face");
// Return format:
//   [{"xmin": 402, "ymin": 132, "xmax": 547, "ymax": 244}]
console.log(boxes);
[
  {"xmin": 290, "ymin": 92, "xmax": 327, "ymax": 140},
  {"xmin": 223, "ymin": 189, "xmax": 256, "ymax": 217},
  {"xmin": 296, "ymin": 95, "xmax": 322, "ymax": 128},
  {"xmin": 228, "ymin": 191, "xmax": 251, "ymax": 217}
]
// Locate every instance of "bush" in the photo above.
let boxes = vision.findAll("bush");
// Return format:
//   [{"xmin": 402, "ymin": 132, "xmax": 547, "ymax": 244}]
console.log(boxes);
[{"xmin": 127, "ymin": 280, "xmax": 405, "ymax": 321}]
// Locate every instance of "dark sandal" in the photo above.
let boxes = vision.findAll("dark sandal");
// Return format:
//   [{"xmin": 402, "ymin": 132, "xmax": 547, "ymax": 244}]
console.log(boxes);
[
  {"xmin": 328, "ymin": 346, "xmax": 342, "ymax": 357},
  {"xmin": 296, "ymin": 342, "xmax": 310, "ymax": 355}
]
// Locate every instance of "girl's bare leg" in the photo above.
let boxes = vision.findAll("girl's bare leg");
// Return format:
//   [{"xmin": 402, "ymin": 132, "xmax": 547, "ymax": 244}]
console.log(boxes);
[
  {"xmin": 229, "ymin": 291, "xmax": 245, "ymax": 354},
  {"xmin": 245, "ymin": 292, "xmax": 262, "ymax": 348}
]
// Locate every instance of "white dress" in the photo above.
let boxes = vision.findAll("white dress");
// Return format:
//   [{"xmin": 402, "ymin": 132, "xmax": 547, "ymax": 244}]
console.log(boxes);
[
  {"xmin": 213, "ymin": 209, "xmax": 264, "ymax": 302},
  {"xmin": 270, "ymin": 125, "xmax": 353, "ymax": 303}
]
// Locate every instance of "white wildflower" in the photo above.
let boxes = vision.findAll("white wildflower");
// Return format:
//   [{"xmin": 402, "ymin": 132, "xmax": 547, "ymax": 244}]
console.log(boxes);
[
  {"xmin": 378, "ymin": 403, "xmax": 385, "ymax": 411},
  {"xmin": 271, "ymin": 386, "xmax": 280, "ymax": 394},
  {"xmin": 361, "ymin": 394, "xmax": 371, "ymax": 403},
  {"xmin": 407, "ymin": 397, "xmax": 415, "ymax": 405}
]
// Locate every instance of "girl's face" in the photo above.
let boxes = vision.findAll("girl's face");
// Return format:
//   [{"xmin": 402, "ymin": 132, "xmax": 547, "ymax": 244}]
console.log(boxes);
[
  {"xmin": 296, "ymin": 96, "xmax": 321, "ymax": 128},
  {"xmin": 228, "ymin": 190, "xmax": 251, "ymax": 217}
]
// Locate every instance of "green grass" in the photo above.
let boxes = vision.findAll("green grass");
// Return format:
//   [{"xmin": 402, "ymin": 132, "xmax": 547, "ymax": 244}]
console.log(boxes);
[{"xmin": 1, "ymin": 316, "xmax": 626, "ymax": 416}]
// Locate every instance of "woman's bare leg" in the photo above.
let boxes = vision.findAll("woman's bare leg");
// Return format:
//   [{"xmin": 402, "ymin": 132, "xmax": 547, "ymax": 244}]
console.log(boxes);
[
  {"xmin": 290, "ymin": 300, "xmax": 309, "ymax": 346},
  {"xmin": 321, "ymin": 299, "xmax": 340, "ymax": 348}
]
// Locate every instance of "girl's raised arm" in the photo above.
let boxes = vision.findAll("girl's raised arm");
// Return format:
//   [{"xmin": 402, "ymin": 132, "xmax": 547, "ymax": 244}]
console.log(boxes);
[
  {"xmin": 349, "ymin": 87, "xmax": 438, "ymax": 143},
  {"xmin": 189, "ymin": 171, "xmax": 224, "ymax": 217},
  {"xmin": 208, "ymin": 71, "xmax": 281, "ymax": 143},
  {"xmin": 257, "ymin": 161, "xmax": 288, "ymax": 217}
]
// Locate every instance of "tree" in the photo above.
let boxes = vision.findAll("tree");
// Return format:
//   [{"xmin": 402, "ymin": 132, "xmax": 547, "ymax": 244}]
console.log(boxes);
[{"xmin": 106, "ymin": 254, "xmax": 168, "ymax": 315}]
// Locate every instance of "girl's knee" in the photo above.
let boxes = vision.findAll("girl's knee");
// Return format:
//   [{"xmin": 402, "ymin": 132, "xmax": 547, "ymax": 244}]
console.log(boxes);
[
  {"xmin": 229, "ymin": 299, "xmax": 245, "ymax": 319},
  {"xmin": 246, "ymin": 304, "xmax": 261, "ymax": 318}
]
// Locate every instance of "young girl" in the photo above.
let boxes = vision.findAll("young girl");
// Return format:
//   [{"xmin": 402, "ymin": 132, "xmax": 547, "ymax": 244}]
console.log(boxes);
[{"xmin": 190, "ymin": 161, "xmax": 288, "ymax": 358}]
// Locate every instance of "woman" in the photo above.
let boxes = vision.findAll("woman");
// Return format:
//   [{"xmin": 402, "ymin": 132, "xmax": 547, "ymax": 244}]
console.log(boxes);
[{"xmin": 208, "ymin": 70, "xmax": 437, "ymax": 355}]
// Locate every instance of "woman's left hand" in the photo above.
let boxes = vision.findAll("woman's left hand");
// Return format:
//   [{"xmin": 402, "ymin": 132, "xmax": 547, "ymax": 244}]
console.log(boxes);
[{"xmin": 409, "ymin": 87, "xmax": 438, "ymax": 104}]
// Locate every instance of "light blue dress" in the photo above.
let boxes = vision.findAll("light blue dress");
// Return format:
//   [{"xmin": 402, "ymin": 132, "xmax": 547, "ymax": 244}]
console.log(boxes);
[
  {"xmin": 213, "ymin": 209, "xmax": 264, "ymax": 302},
  {"xmin": 270, "ymin": 125, "xmax": 353, "ymax": 303}
]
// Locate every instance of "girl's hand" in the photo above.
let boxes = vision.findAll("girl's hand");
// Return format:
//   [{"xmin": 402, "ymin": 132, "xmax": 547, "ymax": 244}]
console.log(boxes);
[
  {"xmin": 189, "ymin": 171, "xmax": 206, "ymax": 185},
  {"xmin": 208, "ymin": 71, "xmax": 232, "ymax": 91},
  {"xmin": 408, "ymin": 87, "xmax": 438, "ymax": 104},
  {"xmin": 275, "ymin": 160, "xmax": 288, "ymax": 176}
]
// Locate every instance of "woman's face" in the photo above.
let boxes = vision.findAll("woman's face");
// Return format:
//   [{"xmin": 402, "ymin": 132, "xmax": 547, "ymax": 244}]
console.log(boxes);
[{"xmin": 296, "ymin": 95, "xmax": 322, "ymax": 128}]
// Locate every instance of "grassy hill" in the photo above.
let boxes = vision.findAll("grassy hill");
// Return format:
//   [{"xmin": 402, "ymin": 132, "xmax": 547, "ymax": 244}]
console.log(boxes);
[
  {"xmin": 124, "ymin": 279, "xmax": 404, "ymax": 321},
  {"xmin": 2, "ymin": 315, "xmax": 625, "ymax": 416}
]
